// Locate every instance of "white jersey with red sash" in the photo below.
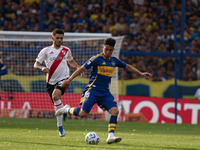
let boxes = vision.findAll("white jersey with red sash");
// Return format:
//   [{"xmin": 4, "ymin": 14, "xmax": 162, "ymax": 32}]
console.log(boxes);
[{"xmin": 36, "ymin": 45, "xmax": 73, "ymax": 85}]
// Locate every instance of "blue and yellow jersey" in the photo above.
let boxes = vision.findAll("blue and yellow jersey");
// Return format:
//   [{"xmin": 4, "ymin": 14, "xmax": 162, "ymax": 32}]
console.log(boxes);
[
  {"xmin": 0, "ymin": 59, "xmax": 7, "ymax": 77},
  {"xmin": 83, "ymin": 52, "xmax": 126, "ymax": 92}
]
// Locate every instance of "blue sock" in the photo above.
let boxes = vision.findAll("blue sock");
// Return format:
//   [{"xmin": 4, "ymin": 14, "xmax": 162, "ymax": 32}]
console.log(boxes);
[
  {"xmin": 69, "ymin": 107, "xmax": 80, "ymax": 116},
  {"xmin": 108, "ymin": 116, "xmax": 117, "ymax": 134}
]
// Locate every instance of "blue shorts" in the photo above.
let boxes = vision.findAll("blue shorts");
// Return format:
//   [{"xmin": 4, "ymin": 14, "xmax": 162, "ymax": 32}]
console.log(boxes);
[{"xmin": 80, "ymin": 88, "xmax": 117, "ymax": 113}]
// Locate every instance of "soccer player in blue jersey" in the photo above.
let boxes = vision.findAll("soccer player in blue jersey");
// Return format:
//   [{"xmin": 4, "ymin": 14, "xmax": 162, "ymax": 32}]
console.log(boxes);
[
  {"xmin": 55, "ymin": 38, "xmax": 152, "ymax": 144},
  {"xmin": 0, "ymin": 59, "xmax": 7, "ymax": 77}
]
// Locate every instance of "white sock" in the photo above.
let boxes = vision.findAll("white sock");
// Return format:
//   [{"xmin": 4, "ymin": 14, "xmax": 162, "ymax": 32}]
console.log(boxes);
[
  {"xmin": 54, "ymin": 99, "xmax": 64, "ymax": 127},
  {"xmin": 108, "ymin": 132, "xmax": 114, "ymax": 138},
  {"xmin": 64, "ymin": 107, "xmax": 70, "ymax": 113}
]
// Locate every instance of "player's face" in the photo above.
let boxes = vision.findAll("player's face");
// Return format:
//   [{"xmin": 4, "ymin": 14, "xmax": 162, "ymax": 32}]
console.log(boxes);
[
  {"xmin": 52, "ymin": 34, "xmax": 64, "ymax": 48},
  {"xmin": 102, "ymin": 45, "xmax": 114, "ymax": 59}
]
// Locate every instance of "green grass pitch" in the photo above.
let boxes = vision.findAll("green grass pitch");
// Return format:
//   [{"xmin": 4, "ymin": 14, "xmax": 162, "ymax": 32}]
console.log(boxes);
[{"xmin": 0, "ymin": 117, "xmax": 200, "ymax": 150}]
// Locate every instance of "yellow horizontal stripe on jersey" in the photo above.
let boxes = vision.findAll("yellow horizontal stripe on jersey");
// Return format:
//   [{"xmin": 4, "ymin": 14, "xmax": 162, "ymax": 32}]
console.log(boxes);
[
  {"xmin": 108, "ymin": 123, "xmax": 117, "ymax": 127},
  {"xmin": 97, "ymin": 66, "xmax": 115, "ymax": 77}
]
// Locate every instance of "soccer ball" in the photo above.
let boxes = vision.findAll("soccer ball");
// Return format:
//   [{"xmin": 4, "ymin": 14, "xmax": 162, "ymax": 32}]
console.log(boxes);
[{"xmin": 85, "ymin": 132, "xmax": 100, "ymax": 145}]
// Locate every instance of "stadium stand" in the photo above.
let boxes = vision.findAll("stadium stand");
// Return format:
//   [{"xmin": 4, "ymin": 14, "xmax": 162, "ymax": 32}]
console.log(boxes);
[{"xmin": 0, "ymin": 0, "xmax": 200, "ymax": 81}]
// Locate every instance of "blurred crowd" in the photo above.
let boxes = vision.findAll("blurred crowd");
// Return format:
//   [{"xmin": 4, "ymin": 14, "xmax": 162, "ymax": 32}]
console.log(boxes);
[{"xmin": 0, "ymin": 0, "xmax": 200, "ymax": 81}]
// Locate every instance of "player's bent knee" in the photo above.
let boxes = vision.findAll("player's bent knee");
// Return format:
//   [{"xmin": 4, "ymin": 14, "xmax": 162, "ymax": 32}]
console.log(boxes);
[
  {"xmin": 52, "ymin": 95, "xmax": 60, "ymax": 101},
  {"xmin": 113, "ymin": 109, "xmax": 119, "ymax": 116},
  {"xmin": 109, "ymin": 107, "xmax": 119, "ymax": 116},
  {"xmin": 52, "ymin": 89, "xmax": 62, "ymax": 101}
]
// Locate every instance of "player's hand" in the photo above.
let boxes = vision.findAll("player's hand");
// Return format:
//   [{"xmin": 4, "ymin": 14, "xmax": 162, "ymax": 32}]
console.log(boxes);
[
  {"xmin": 142, "ymin": 72, "xmax": 152, "ymax": 79},
  {"xmin": 61, "ymin": 79, "xmax": 71, "ymax": 87},
  {"xmin": 42, "ymin": 67, "xmax": 50, "ymax": 73}
]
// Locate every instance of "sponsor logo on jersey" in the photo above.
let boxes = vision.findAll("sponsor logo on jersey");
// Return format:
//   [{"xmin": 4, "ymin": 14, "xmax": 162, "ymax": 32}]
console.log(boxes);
[
  {"xmin": 87, "ymin": 60, "xmax": 91, "ymax": 65},
  {"xmin": 50, "ymin": 57, "xmax": 65, "ymax": 61},
  {"xmin": 97, "ymin": 66, "xmax": 115, "ymax": 77},
  {"xmin": 102, "ymin": 62, "xmax": 106, "ymax": 65}
]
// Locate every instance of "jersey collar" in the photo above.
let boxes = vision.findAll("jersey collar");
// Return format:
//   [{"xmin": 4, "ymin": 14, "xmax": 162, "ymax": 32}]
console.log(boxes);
[{"xmin": 101, "ymin": 52, "xmax": 111, "ymax": 60}]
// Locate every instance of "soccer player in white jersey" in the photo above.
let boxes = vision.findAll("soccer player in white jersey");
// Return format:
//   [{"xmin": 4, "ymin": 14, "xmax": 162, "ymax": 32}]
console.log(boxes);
[{"xmin": 34, "ymin": 28, "xmax": 80, "ymax": 137}]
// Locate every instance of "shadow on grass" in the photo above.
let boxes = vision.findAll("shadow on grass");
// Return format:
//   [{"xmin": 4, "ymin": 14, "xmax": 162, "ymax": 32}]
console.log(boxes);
[
  {"xmin": 119, "ymin": 143, "xmax": 199, "ymax": 150},
  {"xmin": 0, "ymin": 139, "xmax": 117, "ymax": 150},
  {"xmin": 0, "ymin": 139, "xmax": 199, "ymax": 150}
]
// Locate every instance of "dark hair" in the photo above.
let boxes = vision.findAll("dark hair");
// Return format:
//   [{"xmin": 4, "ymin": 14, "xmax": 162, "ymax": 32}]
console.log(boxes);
[
  {"xmin": 104, "ymin": 38, "xmax": 116, "ymax": 47},
  {"xmin": 52, "ymin": 28, "xmax": 64, "ymax": 36}
]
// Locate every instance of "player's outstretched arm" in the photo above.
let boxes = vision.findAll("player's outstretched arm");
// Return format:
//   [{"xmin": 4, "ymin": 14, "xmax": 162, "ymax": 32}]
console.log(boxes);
[
  {"xmin": 62, "ymin": 65, "xmax": 86, "ymax": 87},
  {"xmin": 125, "ymin": 64, "xmax": 152, "ymax": 79}
]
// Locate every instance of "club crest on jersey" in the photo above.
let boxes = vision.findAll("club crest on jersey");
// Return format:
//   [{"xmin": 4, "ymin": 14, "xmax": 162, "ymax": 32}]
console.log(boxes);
[
  {"xmin": 112, "ymin": 62, "xmax": 115, "ymax": 66},
  {"xmin": 62, "ymin": 50, "xmax": 66, "ymax": 55}
]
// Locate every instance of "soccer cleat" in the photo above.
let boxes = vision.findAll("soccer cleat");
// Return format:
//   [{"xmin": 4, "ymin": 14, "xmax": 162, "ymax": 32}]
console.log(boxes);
[
  {"xmin": 106, "ymin": 136, "xmax": 122, "ymax": 144},
  {"xmin": 55, "ymin": 104, "xmax": 70, "ymax": 116},
  {"xmin": 58, "ymin": 126, "xmax": 65, "ymax": 137}
]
